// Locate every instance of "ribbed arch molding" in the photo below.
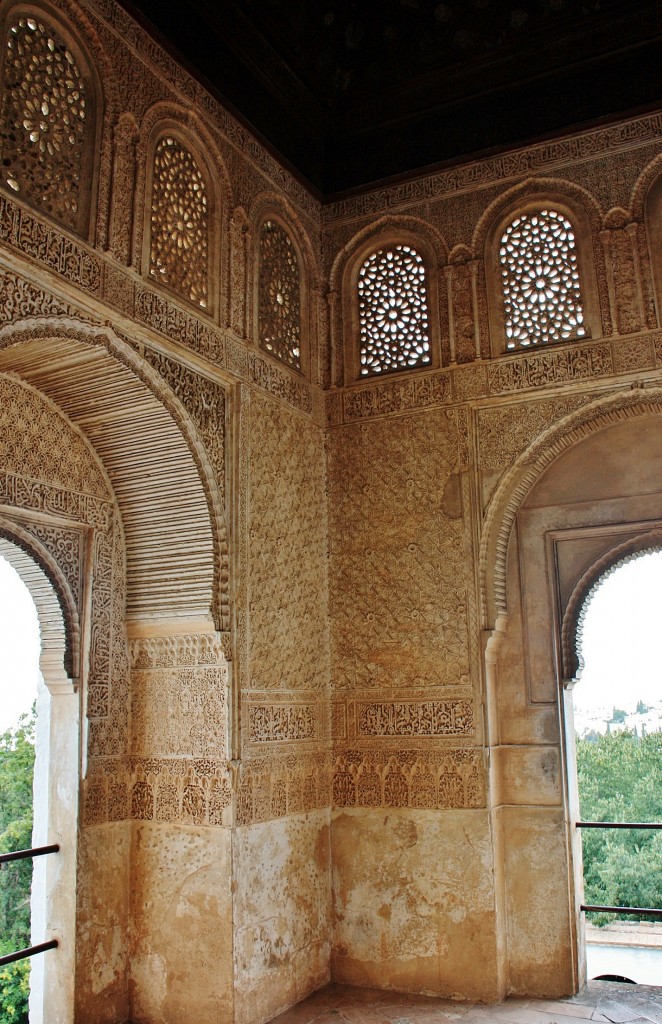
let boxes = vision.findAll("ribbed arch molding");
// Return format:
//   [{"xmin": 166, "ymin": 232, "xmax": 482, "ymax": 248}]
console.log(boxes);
[{"xmin": 0, "ymin": 334, "xmax": 215, "ymax": 622}]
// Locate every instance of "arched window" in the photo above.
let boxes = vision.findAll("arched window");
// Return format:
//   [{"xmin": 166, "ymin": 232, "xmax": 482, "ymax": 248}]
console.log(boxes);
[
  {"xmin": 0, "ymin": 9, "xmax": 95, "ymax": 235},
  {"xmin": 258, "ymin": 218, "xmax": 302, "ymax": 371},
  {"xmin": 498, "ymin": 209, "xmax": 586, "ymax": 350},
  {"xmin": 357, "ymin": 244, "xmax": 430, "ymax": 376},
  {"xmin": 148, "ymin": 132, "xmax": 210, "ymax": 309}
]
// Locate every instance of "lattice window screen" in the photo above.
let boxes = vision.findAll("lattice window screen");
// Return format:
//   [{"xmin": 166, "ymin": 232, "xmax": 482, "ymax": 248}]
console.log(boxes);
[
  {"xmin": 0, "ymin": 15, "xmax": 88, "ymax": 231},
  {"xmin": 150, "ymin": 135, "xmax": 209, "ymax": 308},
  {"xmin": 258, "ymin": 219, "xmax": 302, "ymax": 371},
  {"xmin": 357, "ymin": 245, "xmax": 430, "ymax": 376},
  {"xmin": 499, "ymin": 209, "xmax": 586, "ymax": 349}
]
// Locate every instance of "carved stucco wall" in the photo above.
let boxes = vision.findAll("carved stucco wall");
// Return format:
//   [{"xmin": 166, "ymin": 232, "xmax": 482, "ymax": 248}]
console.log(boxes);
[{"xmin": 322, "ymin": 116, "xmax": 662, "ymax": 1001}]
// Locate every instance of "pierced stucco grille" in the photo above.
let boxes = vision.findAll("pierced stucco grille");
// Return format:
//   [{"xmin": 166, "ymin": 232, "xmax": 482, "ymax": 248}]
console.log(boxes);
[
  {"xmin": 150, "ymin": 136, "xmax": 209, "ymax": 308},
  {"xmin": 258, "ymin": 219, "xmax": 301, "ymax": 370},
  {"xmin": 0, "ymin": 16, "xmax": 87, "ymax": 231},
  {"xmin": 358, "ymin": 245, "xmax": 430, "ymax": 376},
  {"xmin": 499, "ymin": 209, "xmax": 586, "ymax": 349}
]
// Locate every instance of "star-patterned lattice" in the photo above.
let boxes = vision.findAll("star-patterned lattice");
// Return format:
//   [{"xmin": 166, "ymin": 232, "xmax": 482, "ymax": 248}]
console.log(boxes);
[
  {"xmin": 357, "ymin": 245, "xmax": 430, "ymax": 376},
  {"xmin": 150, "ymin": 135, "xmax": 209, "ymax": 308},
  {"xmin": 258, "ymin": 219, "xmax": 302, "ymax": 370},
  {"xmin": 0, "ymin": 15, "xmax": 88, "ymax": 231},
  {"xmin": 499, "ymin": 209, "xmax": 586, "ymax": 349}
]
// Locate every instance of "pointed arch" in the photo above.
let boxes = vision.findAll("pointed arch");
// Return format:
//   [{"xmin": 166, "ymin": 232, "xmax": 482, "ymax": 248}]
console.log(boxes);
[
  {"xmin": 0, "ymin": 317, "xmax": 228, "ymax": 629},
  {"xmin": 479, "ymin": 385, "xmax": 662, "ymax": 630}
]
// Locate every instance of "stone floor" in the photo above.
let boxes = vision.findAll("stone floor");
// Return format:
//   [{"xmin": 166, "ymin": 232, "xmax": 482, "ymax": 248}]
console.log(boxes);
[{"xmin": 269, "ymin": 982, "xmax": 662, "ymax": 1024}]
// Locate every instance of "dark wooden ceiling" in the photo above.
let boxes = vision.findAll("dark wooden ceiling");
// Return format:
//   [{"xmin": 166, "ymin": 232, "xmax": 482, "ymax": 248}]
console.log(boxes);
[{"xmin": 119, "ymin": 0, "xmax": 662, "ymax": 196}]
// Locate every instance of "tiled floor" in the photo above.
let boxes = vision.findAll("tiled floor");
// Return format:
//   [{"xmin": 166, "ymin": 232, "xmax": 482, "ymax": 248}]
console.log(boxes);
[{"xmin": 268, "ymin": 982, "xmax": 662, "ymax": 1024}]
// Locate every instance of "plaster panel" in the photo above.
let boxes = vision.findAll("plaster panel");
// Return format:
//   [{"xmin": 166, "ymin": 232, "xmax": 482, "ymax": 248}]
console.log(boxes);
[
  {"xmin": 491, "ymin": 745, "xmax": 562, "ymax": 807},
  {"xmin": 129, "ymin": 822, "xmax": 233, "ymax": 1024},
  {"xmin": 75, "ymin": 822, "xmax": 131, "ymax": 1024},
  {"xmin": 498, "ymin": 806, "xmax": 575, "ymax": 997},
  {"xmin": 244, "ymin": 389, "xmax": 329, "ymax": 696},
  {"xmin": 328, "ymin": 409, "xmax": 470, "ymax": 694},
  {"xmin": 331, "ymin": 808, "xmax": 499, "ymax": 1001},
  {"xmin": 233, "ymin": 811, "xmax": 332, "ymax": 1024}
]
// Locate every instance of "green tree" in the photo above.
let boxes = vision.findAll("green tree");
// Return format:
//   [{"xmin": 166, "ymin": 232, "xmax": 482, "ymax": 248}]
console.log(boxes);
[
  {"xmin": 577, "ymin": 730, "xmax": 662, "ymax": 925},
  {"xmin": 0, "ymin": 710, "xmax": 35, "ymax": 1024}
]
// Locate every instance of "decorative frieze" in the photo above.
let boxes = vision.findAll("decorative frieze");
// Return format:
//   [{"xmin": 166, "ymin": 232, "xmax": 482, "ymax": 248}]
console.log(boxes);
[
  {"xmin": 323, "ymin": 113, "xmax": 662, "ymax": 223},
  {"xmin": 0, "ymin": 194, "xmax": 101, "ymax": 293},
  {"xmin": 332, "ymin": 749, "xmax": 485, "ymax": 810},
  {"xmin": 353, "ymin": 699, "xmax": 474, "ymax": 738},
  {"xmin": 129, "ymin": 633, "xmax": 227, "ymax": 668},
  {"xmin": 235, "ymin": 752, "xmax": 331, "ymax": 825},
  {"xmin": 247, "ymin": 703, "xmax": 317, "ymax": 743}
]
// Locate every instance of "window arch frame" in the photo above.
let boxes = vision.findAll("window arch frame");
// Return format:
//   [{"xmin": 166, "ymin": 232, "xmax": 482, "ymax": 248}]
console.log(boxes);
[
  {"xmin": 485, "ymin": 195, "xmax": 602, "ymax": 358},
  {"xmin": 342, "ymin": 229, "xmax": 443, "ymax": 385},
  {"xmin": 252, "ymin": 209, "xmax": 309, "ymax": 377},
  {"xmin": 142, "ymin": 120, "xmax": 220, "ymax": 316},
  {"xmin": 0, "ymin": 0, "xmax": 103, "ymax": 241}
]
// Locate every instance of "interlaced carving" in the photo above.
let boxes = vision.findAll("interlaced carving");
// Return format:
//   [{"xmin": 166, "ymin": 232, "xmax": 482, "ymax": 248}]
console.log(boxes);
[
  {"xmin": 0, "ymin": 15, "xmax": 88, "ymax": 231},
  {"xmin": 499, "ymin": 209, "xmax": 586, "ymax": 349},
  {"xmin": 357, "ymin": 245, "xmax": 430, "ymax": 376},
  {"xmin": 149, "ymin": 135, "xmax": 208, "ymax": 308},
  {"xmin": 258, "ymin": 219, "xmax": 302, "ymax": 370}
]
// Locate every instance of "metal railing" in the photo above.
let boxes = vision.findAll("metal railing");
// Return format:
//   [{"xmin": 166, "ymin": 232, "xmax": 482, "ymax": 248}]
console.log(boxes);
[
  {"xmin": 576, "ymin": 821, "xmax": 662, "ymax": 920},
  {"xmin": 0, "ymin": 844, "xmax": 60, "ymax": 967}
]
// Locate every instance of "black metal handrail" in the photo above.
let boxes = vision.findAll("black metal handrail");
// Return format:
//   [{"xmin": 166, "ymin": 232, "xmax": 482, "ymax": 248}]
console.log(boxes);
[
  {"xmin": 0, "ymin": 940, "xmax": 58, "ymax": 967},
  {"xmin": 580, "ymin": 903, "xmax": 662, "ymax": 919},
  {"xmin": 0, "ymin": 843, "xmax": 60, "ymax": 864},
  {"xmin": 577, "ymin": 821, "xmax": 662, "ymax": 830},
  {"xmin": 576, "ymin": 821, "xmax": 662, "ymax": 920},
  {"xmin": 0, "ymin": 844, "xmax": 60, "ymax": 966}
]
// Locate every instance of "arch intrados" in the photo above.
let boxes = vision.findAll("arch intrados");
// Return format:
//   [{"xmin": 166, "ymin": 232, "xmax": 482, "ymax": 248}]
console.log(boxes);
[
  {"xmin": 0, "ymin": 319, "xmax": 222, "ymax": 626},
  {"xmin": 480, "ymin": 387, "xmax": 662, "ymax": 629},
  {"xmin": 0, "ymin": 525, "xmax": 76, "ymax": 687},
  {"xmin": 561, "ymin": 532, "xmax": 662, "ymax": 683}
]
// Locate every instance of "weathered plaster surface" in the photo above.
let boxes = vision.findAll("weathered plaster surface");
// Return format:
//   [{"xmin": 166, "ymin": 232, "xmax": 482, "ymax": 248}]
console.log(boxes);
[
  {"xmin": 75, "ymin": 822, "xmax": 131, "ymax": 1023},
  {"xmin": 499, "ymin": 807, "xmax": 574, "ymax": 996},
  {"xmin": 233, "ymin": 811, "xmax": 331, "ymax": 1024},
  {"xmin": 129, "ymin": 823, "xmax": 233, "ymax": 1024},
  {"xmin": 331, "ymin": 809, "xmax": 499, "ymax": 1001}
]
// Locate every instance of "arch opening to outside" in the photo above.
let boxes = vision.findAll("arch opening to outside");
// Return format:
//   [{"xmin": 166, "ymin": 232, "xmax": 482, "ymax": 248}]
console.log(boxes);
[{"xmin": 572, "ymin": 550, "xmax": 662, "ymax": 987}]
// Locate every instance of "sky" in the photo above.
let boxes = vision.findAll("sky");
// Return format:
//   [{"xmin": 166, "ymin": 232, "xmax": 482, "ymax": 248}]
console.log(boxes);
[
  {"xmin": 0, "ymin": 550, "xmax": 661, "ymax": 733},
  {"xmin": 573, "ymin": 550, "xmax": 662, "ymax": 718},
  {"xmin": 0, "ymin": 555, "xmax": 40, "ymax": 734}
]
